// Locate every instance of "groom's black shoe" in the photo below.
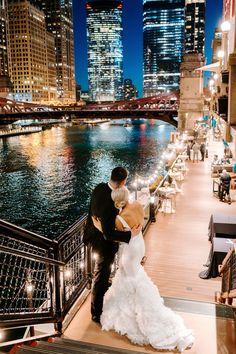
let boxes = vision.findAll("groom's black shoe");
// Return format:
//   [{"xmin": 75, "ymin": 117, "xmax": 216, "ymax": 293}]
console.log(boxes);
[{"xmin": 92, "ymin": 316, "xmax": 101, "ymax": 324}]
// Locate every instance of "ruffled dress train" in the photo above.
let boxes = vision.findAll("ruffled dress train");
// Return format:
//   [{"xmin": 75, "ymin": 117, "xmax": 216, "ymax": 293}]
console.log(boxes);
[{"xmin": 101, "ymin": 216, "xmax": 194, "ymax": 351}]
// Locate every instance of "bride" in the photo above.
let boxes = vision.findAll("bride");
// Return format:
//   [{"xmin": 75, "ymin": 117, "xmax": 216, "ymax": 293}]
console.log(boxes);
[{"xmin": 100, "ymin": 186, "xmax": 194, "ymax": 352}]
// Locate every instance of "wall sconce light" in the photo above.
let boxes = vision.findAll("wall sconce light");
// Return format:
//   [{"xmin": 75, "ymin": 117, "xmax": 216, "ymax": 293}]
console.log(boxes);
[
  {"xmin": 221, "ymin": 21, "xmax": 230, "ymax": 32},
  {"xmin": 217, "ymin": 50, "xmax": 225, "ymax": 59}
]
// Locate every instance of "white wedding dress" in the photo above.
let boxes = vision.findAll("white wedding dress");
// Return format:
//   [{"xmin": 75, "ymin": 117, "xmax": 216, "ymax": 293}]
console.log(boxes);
[{"xmin": 101, "ymin": 215, "xmax": 194, "ymax": 352}]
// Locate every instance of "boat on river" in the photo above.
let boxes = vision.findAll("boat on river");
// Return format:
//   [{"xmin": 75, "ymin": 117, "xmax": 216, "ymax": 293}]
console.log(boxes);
[{"xmin": 72, "ymin": 118, "xmax": 110, "ymax": 126}]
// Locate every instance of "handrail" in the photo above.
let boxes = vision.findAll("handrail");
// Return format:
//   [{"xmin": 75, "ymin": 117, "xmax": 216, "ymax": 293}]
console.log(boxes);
[
  {"xmin": 55, "ymin": 214, "xmax": 87, "ymax": 244},
  {"xmin": 0, "ymin": 219, "xmax": 56, "ymax": 248},
  {"xmin": 219, "ymin": 247, "xmax": 234, "ymax": 274},
  {"xmin": 218, "ymin": 247, "xmax": 236, "ymax": 305},
  {"xmin": 0, "ymin": 332, "xmax": 56, "ymax": 348},
  {"xmin": 0, "ymin": 245, "xmax": 64, "ymax": 266}
]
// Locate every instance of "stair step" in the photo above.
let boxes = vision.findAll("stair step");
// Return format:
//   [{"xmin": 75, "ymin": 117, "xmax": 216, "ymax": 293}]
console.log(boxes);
[
  {"xmin": 56, "ymin": 338, "xmax": 147, "ymax": 353},
  {"xmin": 16, "ymin": 338, "xmax": 148, "ymax": 354},
  {"xmin": 14, "ymin": 298, "xmax": 236, "ymax": 354},
  {"xmin": 163, "ymin": 296, "xmax": 235, "ymax": 319}
]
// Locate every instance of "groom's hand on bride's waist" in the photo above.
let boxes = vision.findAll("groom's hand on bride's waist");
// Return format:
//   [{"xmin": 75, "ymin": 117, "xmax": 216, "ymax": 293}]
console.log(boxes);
[
  {"xmin": 92, "ymin": 216, "xmax": 102, "ymax": 233},
  {"xmin": 131, "ymin": 224, "xmax": 142, "ymax": 237}
]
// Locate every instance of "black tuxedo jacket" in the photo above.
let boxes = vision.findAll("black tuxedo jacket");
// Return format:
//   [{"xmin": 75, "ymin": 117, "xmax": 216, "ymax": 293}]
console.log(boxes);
[{"xmin": 83, "ymin": 183, "xmax": 131, "ymax": 253}]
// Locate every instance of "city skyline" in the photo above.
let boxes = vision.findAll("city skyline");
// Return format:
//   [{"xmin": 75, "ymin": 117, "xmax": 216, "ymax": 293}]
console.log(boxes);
[{"xmin": 73, "ymin": 0, "xmax": 223, "ymax": 96}]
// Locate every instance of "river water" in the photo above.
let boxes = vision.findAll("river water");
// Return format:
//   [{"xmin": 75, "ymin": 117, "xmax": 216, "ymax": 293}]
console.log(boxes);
[{"xmin": 0, "ymin": 120, "xmax": 175, "ymax": 238}]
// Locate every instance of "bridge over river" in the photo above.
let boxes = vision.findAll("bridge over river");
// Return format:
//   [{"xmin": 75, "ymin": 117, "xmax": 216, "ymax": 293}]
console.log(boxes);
[{"xmin": 0, "ymin": 92, "xmax": 179, "ymax": 127}]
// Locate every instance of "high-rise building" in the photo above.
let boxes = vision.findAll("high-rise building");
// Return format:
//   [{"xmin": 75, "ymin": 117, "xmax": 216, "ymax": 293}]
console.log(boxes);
[
  {"xmin": 143, "ymin": 0, "xmax": 185, "ymax": 97},
  {"xmin": 185, "ymin": 0, "xmax": 205, "ymax": 55},
  {"xmin": 0, "ymin": 0, "xmax": 9, "ymax": 77},
  {"xmin": 8, "ymin": 0, "xmax": 57, "ymax": 102},
  {"xmin": 123, "ymin": 79, "xmax": 138, "ymax": 100},
  {"xmin": 0, "ymin": 0, "xmax": 13, "ymax": 98},
  {"xmin": 86, "ymin": 0, "xmax": 124, "ymax": 102},
  {"xmin": 30, "ymin": 0, "xmax": 76, "ymax": 102}
]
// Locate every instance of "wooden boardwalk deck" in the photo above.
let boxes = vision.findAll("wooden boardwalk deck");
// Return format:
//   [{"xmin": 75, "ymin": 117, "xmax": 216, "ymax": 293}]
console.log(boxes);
[{"xmin": 64, "ymin": 134, "xmax": 236, "ymax": 354}]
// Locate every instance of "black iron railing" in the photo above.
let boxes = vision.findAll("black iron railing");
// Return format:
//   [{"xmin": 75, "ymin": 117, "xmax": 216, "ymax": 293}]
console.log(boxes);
[
  {"xmin": 55, "ymin": 215, "xmax": 91, "ymax": 318},
  {"xmin": 0, "ymin": 217, "xmax": 90, "ymax": 336}
]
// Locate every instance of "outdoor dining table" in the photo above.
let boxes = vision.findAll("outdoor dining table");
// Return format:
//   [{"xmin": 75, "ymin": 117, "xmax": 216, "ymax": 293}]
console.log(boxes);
[
  {"xmin": 174, "ymin": 162, "xmax": 185, "ymax": 169},
  {"xmin": 158, "ymin": 186, "xmax": 176, "ymax": 213},
  {"xmin": 199, "ymin": 238, "xmax": 235, "ymax": 279},
  {"xmin": 208, "ymin": 214, "xmax": 236, "ymax": 241},
  {"xmin": 158, "ymin": 186, "xmax": 176, "ymax": 194},
  {"xmin": 178, "ymin": 154, "xmax": 188, "ymax": 161},
  {"xmin": 199, "ymin": 214, "xmax": 236, "ymax": 279},
  {"xmin": 169, "ymin": 170, "xmax": 184, "ymax": 183}
]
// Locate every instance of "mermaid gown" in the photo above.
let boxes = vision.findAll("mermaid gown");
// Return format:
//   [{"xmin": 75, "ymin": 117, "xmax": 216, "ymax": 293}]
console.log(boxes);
[{"xmin": 101, "ymin": 215, "xmax": 194, "ymax": 351}]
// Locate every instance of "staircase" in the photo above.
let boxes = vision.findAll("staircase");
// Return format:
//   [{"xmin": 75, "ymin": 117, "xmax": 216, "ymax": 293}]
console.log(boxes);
[
  {"xmin": 14, "ymin": 338, "xmax": 148, "ymax": 354},
  {"xmin": 4, "ymin": 299, "xmax": 236, "ymax": 354}
]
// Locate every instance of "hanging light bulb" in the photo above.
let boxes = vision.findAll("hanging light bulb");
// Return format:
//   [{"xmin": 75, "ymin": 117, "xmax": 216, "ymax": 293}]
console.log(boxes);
[
  {"xmin": 64, "ymin": 269, "xmax": 72, "ymax": 278},
  {"xmin": 93, "ymin": 253, "xmax": 98, "ymax": 261}
]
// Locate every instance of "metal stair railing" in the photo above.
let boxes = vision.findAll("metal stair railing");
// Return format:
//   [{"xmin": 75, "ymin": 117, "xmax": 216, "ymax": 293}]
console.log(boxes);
[
  {"xmin": 55, "ymin": 214, "xmax": 92, "ymax": 319},
  {"xmin": 0, "ymin": 220, "xmax": 63, "ymax": 331},
  {"xmin": 218, "ymin": 247, "xmax": 236, "ymax": 306},
  {"xmin": 0, "ymin": 216, "xmax": 91, "ymax": 342}
]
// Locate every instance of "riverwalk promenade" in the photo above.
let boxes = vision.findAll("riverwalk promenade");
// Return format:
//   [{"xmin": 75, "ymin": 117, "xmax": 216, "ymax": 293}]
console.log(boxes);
[{"xmin": 64, "ymin": 133, "xmax": 236, "ymax": 354}]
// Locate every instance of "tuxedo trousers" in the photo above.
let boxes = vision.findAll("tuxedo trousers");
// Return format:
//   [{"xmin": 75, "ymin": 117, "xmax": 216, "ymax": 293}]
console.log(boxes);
[{"xmin": 91, "ymin": 245, "xmax": 116, "ymax": 319}]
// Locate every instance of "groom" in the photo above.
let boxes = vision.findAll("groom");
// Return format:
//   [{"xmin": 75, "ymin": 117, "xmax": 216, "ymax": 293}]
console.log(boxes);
[{"xmin": 83, "ymin": 166, "xmax": 141, "ymax": 324}]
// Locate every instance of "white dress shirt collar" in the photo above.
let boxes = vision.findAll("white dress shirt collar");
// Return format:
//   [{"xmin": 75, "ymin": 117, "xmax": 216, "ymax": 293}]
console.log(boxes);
[{"xmin": 108, "ymin": 181, "xmax": 114, "ymax": 190}]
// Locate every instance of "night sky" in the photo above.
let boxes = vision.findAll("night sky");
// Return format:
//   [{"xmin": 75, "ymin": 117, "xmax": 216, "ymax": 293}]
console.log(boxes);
[{"xmin": 73, "ymin": 0, "xmax": 223, "ymax": 96}]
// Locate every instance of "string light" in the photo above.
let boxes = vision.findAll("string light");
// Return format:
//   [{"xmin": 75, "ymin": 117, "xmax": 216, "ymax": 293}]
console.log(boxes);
[
  {"xmin": 92, "ymin": 253, "xmax": 98, "ymax": 261},
  {"xmin": 0, "ymin": 331, "xmax": 4, "ymax": 341},
  {"xmin": 64, "ymin": 269, "xmax": 72, "ymax": 278},
  {"xmin": 26, "ymin": 283, "xmax": 34, "ymax": 294},
  {"xmin": 131, "ymin": 134, "xmax": 186, "ymax": 191}
]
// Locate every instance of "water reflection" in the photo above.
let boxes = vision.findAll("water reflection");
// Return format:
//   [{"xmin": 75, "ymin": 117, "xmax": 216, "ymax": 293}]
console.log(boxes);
[{"xmin": 0, "ymin": 122, "xmax": 174, "ymax": 238}]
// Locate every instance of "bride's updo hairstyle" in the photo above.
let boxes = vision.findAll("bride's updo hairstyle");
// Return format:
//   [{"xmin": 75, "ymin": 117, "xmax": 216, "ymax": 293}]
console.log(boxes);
[{"xmin": 112, "ymin": 186, "xmax": 129, "ymax": 209}]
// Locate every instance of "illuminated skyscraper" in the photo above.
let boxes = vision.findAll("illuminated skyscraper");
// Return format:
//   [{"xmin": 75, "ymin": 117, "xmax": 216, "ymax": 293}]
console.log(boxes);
[
  {"xmin": 8, "ymin": 0, "xmax": 57, "ymax": 102},
  {"xmin": 0, "ymin": 0, "xmax": 13, "ymax": 98},
  {"xmin": 30, "ymin": 0, "xmax": 76, "ymax": 102},
  {"xmin": 86, "ymin": 0, "xmax": 124, "ymax": 102},
  {"xmin": 143, "ymin": 0, "xmax": 185, "ymax": 97},
  {"xmin": 0, "ymin": 0, "xmax": 8, "ymax": 77},
  {"xmin": 185, "ymin": 0, "xmax": 205, "ymax": 54}
]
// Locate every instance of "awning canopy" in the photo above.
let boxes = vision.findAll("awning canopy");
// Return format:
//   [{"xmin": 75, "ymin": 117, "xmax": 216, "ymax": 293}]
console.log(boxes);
[{"xmin": 195, "ymin": 61, "xmax": 220, "ymax": 73}]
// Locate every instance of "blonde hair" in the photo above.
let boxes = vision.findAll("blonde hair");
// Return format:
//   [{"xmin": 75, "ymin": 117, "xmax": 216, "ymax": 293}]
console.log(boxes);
[{"xmin": 111, "ymin": 186, "xmax": 129, "ymax": 209}]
